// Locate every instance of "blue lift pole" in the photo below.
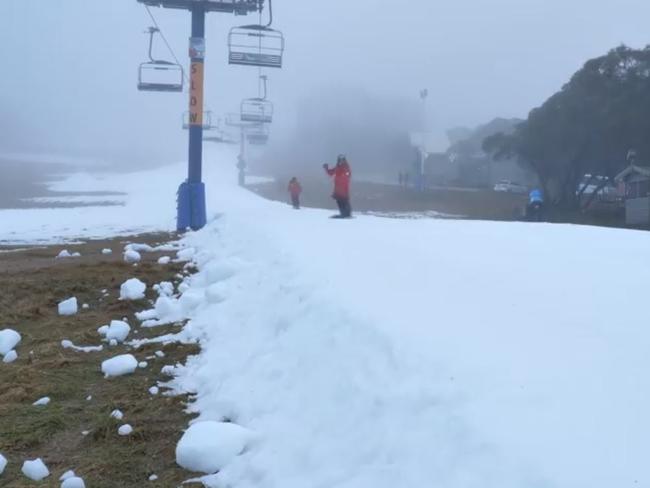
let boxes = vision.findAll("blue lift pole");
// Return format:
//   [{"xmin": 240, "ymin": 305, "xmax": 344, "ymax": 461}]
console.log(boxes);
[{"xmin": 177, "ymin": 5, "xmax": 207, "ymax": 231}]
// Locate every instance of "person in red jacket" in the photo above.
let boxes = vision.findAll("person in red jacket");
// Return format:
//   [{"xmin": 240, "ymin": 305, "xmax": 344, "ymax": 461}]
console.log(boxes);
[
  {"xmin": 288, "ymin": 177, "xmax": 302, "ymax": 209},
  {"xmin": 323, "ymin": 155, "xmax": 352, "ymax": 218}
]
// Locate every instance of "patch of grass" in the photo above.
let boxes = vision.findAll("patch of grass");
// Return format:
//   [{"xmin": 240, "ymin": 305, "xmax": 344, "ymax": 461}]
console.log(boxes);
[{"xmin": 0, "ymin": 236, "xmax": 199, "ymax": 487}]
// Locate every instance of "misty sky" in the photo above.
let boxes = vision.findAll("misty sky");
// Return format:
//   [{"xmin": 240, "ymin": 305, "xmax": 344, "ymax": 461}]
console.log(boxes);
[{"xmin": 1, "ymin": 0, "xmax": 649, "ymax": 169}]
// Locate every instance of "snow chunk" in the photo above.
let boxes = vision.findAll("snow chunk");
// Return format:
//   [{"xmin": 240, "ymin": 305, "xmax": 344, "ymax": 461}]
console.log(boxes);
[
  {"xmin": 0, "ymin": 329, "xmax": 21, "ymax": 356},
  {"xmin": 157, "ymin": 256, "xmax": 171, "ymax": 265},
  {"xmin": 97, "ymin": 325, "xmax": 109, "ymax": 336},
  {"xmin": 175, "ymin": 421, "xmax": 253, "ymax": 474},
  {"xmin": 154, "ymin": 281, "xmax": 174, "ymax": 297},
  {"xmin": 81, "ymin": 303, "xmax": 89, "ymax": 310},
  {"xmin": 176, "ymin": 247, "xmax": 196, "ymax": 261},
  {"xmin": 22, "ymin": 458, "xmax": 49, "ymax": 481},
  {"xmin": 60, "ymin": 470, "xmax": 76, "ymax": 481},
  {"xmin": 61, "ymin": 476, "xmax": 86, "ymax": 488},
  {"xmin": 148, "ymin": 473, "xmax": 158, "ymax": 481},
  {"xmin": 33, "ymin": 396, "xmax": 51, "ymax": 406},
  {"xmin": 119, "ymin": 278, "xmax": 146, "ymax": 300},
  {"xmin": 56, "ymin": 250, "xmax": 72, "ymax": 259},
  {"xmin": 58, "ymin": 297, "xmax": 78, "ymax": 316},
  {"xmin": 126, "ymin": 243, "xmax": 153, "ymax": 253},
  {"xmin": 155, "ymin": 350, "xmax": 165, "ymax": 358},
  {"xmin": 149, "ymin": 386, "xmax": 159, "ymax": 395},
  {"xmin": 101, "ymin": 354, "xmax": 138, "ymax": 378},
  {"xmin": 71, "ymin": 252, "xmax": 81, "ymax": 258},
  {"xmin": 101, "ymin": 248, "xmax": 113, "ymax": 255},
  {"xmin": 105, "ymin": 320, "xmax": 131, "ymax": 343},
  {"xmin": 110, "ymin": 409, "xmax": 124, "ymax": 420},
  {"xmin": 138, "ymin": 361, "xmax": 148, "ymax": 369},
  {"xmin": 123, "ymin": 249, "xmax": 141, "ymax": 263},
  {"xmin": 0, "ymin": 453, "xmax": 7, "ymax": 475},
  {"xmin": 118, "ymin": 424, "xmax": 133, "ymax": 436},
  {"xmin": 61, "ymin": 340, "xmax": 103, "ymax": 353},
  {"xmin": 3, "ymin": 350, "xmax": 17, "ymax": 363}
]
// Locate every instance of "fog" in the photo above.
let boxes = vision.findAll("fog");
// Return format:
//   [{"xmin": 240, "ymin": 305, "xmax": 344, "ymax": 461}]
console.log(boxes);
[{"xmin": 1, "ymin": 0, "xmax": 649, "ymax": 173}]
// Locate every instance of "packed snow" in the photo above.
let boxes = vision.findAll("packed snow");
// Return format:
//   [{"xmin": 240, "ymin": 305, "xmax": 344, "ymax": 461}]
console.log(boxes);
[
  {"xmin": 119, "ymin": 278, "xmax": 146, "ymax": 300},
  {"xmin": 3, "ymin": 146, "xmax": 650, "ymax": 487},
  {"xmin": 58, "ymin": 297, "xmax": 78, "ymax": 316},
  {"xmin": 21, "ymin": 458, "xmax": 49, "ymax": 481},
  {"xmin": 0, "ymin": 328, "xmax": 21, "ymax": 357},
  {"xmin": 101, "ymin": 354, "xmax": 138, "ymax": 378},
  {"xmin": 2, "ymin": 350, "xmax": 17, "ymax": 363},
  {"xmin": 32, "ymin": 397, "xmax": 51, "ymax": 406},
  {"xmin": 175, "ymin": 421, "xmax": 254, "ymax": 474}
]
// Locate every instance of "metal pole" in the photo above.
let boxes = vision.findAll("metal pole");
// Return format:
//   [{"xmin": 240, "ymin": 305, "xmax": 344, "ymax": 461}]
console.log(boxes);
[{"xmin": 177, "ymin": 5, "xmax": 207, "ymax": 231}]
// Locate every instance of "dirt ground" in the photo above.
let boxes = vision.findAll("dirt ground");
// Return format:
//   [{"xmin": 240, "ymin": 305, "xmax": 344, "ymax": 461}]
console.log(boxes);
[{"xmin": 0, "ymin": 234, "xmax": 204, "ymax": 487}]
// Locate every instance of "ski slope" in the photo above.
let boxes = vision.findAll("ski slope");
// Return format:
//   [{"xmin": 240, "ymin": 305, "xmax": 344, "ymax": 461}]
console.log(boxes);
[{"xmin": 4, "ymin": 147, "xmax": 650, "ymax": 487}]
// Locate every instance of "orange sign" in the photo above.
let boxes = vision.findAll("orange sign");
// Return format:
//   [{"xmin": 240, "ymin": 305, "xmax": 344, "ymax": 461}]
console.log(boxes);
[{"xmin": 189, "ymin": 62, "xmax": 204, "ymax": 126}]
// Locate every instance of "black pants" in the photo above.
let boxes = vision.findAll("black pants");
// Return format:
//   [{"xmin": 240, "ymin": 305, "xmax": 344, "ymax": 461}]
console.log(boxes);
[
  {"xmin": 335, "ymin": 197, "xmax": 352, "ymax": 217},
  {"xmin": 291, "ymin": 195, "xmax": 300, "ymax": 209},
  {"xmin": 526, "ymin": 202, "xmax": 543, "ymax": 222}
]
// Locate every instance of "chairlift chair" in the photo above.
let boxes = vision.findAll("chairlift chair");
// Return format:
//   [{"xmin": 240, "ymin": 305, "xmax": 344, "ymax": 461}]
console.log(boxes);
[
  {"xmin": 240, "ymin": 98, "xmax": 273, "ymax": 124},
  {"xmin": 228, "ymin": 25, "xmax": 284, "ymax": 69},
  {"xmin": 246, "ymin": 124, "xmax": 270, "ymax": 145},
  {"xmin": 138, "ymin": 27, "xmax": 184, "ymax": 92}
]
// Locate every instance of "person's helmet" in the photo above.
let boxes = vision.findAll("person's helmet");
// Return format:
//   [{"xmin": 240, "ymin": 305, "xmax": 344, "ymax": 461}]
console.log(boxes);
[{"xmin": 337, "ymin": 154, "xmax": 346, "ymax": 161}]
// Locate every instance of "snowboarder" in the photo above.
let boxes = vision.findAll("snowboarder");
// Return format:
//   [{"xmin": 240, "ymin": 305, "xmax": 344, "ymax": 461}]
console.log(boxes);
[
  {"xmin": 526, "ymin": 188, "xmax": 544, "ymax": 222},
  {"xmin": 288, "ymin": 177, "xmax": 302, "ymax": 209},
  {"xmin": 323, "ymin": 155, "xmax": 352, "ymax": 218}
]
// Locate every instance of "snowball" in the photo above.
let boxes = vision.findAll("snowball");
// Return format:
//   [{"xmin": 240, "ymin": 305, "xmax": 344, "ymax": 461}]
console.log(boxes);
[
  {"xmin": 101, "ymin": 248, "xmax": 113, "ymax": 255},
  {"xmin": 3, "ymin": 350, "xmax": 17, "ymax": 363},
  {"xmin": 176, "ymin": 247, "xmax": 196, "ymax": 261},
  {"xmin": 0, "ymin": 329, "xmax": 21, "ymax": 356},
  {"xmin": 101, "ymin": 354, "xmax": 138, "ymax": 378},
  {"xmin": 119, "ymin": 278, "xmax": 146, "ymax": 300},
  {"xmin": 22, "ymin": 458, "xmax": 50, "ymax": 481},
  {"xmin": 58, "ymin": 297, "xmax": 78, "ymax": 316},
  {"xmin": 149, "ymin": 474, "xmax": 158, "ymax": 481},
  {"xmin": 123, "ymin": 249, "xmax": 141, "ymax": 263},
  {"xmin": 138, "ymin": 361, "xmax": 148, "ymax": 369},
  {"xmin": 105, "ymin": 320, "xmax": 131, "ymax": 343},
  {"xmin": 110, "ymin": 409, "xmax": 124, "ymax": 420},
  {"xmin": 0, "ymin": 453, "xmax": 7, "ymax": 475},
  {"xmin": 149, "ymin": 386, "xmax": 159, "ymax": 395},
  {"xmin": 118, "ymin": 424, "xmax": 133, "ymax": 436},
  {"xmin": 60, "ymin": 470, "xmax": 76, "ymax": 481},
  {"xmin": 86, "ymin": 395, "xmax": 92, "ymax": 401},
  {"xmin": 157, "ymin": 256, "xmax": 171, "ymax": 265},
  {"xmin": 175, "ymin": 421, "xmax": 253, "ymax": 474},
  {"xmin": 61, "ymin": 476, "xmax": 86, "ymax": 488},
  {"xmin": 56, "ymin": 250, "xmax": 72, "ymax": 259},
  {"xmin": 33, "ymin": 396, "xmax": 51, "ymax": 406}
]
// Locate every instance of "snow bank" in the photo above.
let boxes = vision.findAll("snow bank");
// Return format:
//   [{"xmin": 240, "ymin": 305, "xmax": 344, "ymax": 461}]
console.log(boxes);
[
  {"xmin": 101, "ymin": 354, "xmax": 138, "ymax": 378},
  {"xmin": 0, "ymin": 453, "xmax": 7, "ymax": 475},
  {"xmin": 119, "ymin": 278, "xmax": 146, "ymax": 300},
  {"xmin": 0, "ymin": 329, "xmax": 21, "ymax": 356},
  {"xmin": 58, "ymin": 297, "xmax": 78, "ymax": 316},
  {"xmin": 175, "ymin": 421, "xmax": 253, "ymax": 474},
  {"xmin": 105, "ymin": 320, "xmax": 131, "ymax": 343},
  {"xmin": 3, "ymin": 350, "xmax": 17, "ymax": 363},
  {"xmin": 22, "ymin": 458, "xmax": 49, "ymax": 481}
]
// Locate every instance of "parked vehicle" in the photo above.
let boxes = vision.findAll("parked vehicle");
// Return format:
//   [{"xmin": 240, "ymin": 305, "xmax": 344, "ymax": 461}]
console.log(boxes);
[{"xmin": 493, "ymin": 180, "xmax": 528, "ymax": 194}]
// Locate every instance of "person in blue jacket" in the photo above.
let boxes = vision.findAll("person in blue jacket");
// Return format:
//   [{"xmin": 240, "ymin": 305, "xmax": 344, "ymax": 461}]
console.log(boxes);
[{"xmin": 526, "ymin": 188, "xmax": 544, "ymax": 221}]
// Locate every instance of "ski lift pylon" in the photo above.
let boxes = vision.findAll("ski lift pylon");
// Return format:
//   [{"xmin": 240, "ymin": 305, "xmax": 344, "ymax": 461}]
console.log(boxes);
[
  {"xmin": 138, "ymin": 27, "xmax": 184, "ymax": 92},
  {"xmin": 228, "ymin": 25, "xmax": 284, "ymax": 69}
]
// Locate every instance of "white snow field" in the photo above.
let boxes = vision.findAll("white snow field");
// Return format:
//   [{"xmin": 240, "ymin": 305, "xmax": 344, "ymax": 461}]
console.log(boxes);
[{"xmin": 3, "ymin": 147, "xmax": 650, "ymax": 487}]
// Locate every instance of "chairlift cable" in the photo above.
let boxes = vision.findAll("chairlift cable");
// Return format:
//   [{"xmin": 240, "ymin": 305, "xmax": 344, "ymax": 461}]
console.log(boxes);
[{"xmin": 144, "ymin": 5, "xmax": 189, "ymax": 84}]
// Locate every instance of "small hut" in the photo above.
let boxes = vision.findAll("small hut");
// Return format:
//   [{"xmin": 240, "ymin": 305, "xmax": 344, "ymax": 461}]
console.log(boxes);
[{"xmin": 615, "ymin": 165, "xmax": 650, "ymax": 225}]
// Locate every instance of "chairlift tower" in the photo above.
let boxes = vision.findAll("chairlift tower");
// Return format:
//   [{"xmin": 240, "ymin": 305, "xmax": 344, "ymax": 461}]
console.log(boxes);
[{"xmin": 137, "ymin": 0, "xmax": 263, "ymax": 232}]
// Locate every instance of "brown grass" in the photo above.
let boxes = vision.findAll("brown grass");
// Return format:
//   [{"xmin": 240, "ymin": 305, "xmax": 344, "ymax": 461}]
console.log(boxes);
[{"xmin": 0, "ymin": 235, "xmax": 203, "ymax": 487}]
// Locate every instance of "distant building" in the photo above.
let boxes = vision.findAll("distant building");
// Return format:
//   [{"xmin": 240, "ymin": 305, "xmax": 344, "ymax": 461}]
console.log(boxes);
[{"xmin": 615, "ymin": 164, "xmax": 650, "ymax": 225}]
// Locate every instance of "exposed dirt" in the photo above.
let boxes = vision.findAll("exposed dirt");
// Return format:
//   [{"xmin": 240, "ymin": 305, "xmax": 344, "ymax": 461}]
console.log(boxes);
[{"xmin": 0, "ymin": 234, "xmax": 204, "ymax": 487}]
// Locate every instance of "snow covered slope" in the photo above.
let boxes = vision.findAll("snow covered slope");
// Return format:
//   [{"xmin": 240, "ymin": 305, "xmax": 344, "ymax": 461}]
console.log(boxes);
[{"xmin": 4, "ymin": 147, "xmax": 650, "ymax": 486}]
